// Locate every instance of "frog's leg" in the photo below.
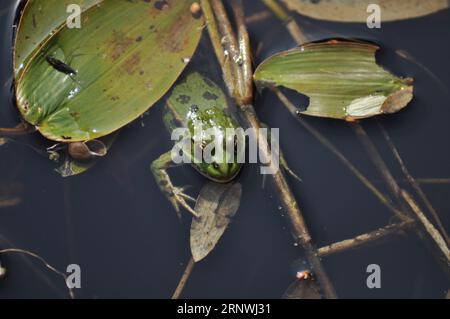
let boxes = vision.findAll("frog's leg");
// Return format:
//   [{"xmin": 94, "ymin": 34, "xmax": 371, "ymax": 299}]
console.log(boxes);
[{"xmin": 151, "ymin": 151, "xmax": 199, "ymax": 218}]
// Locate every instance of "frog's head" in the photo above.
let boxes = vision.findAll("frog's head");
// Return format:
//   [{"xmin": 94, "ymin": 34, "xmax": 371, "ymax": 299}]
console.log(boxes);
[{"xmin": 188, "ymin": 107, "xmax": 244, "ymax": 183}]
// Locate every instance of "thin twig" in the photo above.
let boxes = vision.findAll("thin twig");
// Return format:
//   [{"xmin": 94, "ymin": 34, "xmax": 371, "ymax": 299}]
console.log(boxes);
[
  {"xmin": 0, "ymin": 197, "xmax": 21, "ymax": 207},
  {"xmin": 371, "ymin": 178, "xmax": 450, "ymax": 185},
  {"xmin": 415, "ymin": 178, "xmax": 450, "ymax": 185},
  {"xmin": 262, "ymin": 0, "xmax": 307, "ymax": 45},
  {"xmin": 0, "ymin": 123, "xmax": 36, "ymax": 136},
  {"xmin": 401, "ymin": 191, "xmax": 450, "ymax": 264},
  {"xmin": 318, "ymin": 221, "xmax": 414, "ymax": 257},
  {"xmin": 231, "ymin": 0, "xmax": 254, "ymax": 105},
  {"xmin": 0, "ymin": 248, "xmax": 74, "ymax": 299},
  {"xmin": 353, "ymin": 123, "xmax": 450, "ymax": 265},
  {"xmin": 245, "ymin": 11, "xmax": 271, "ymax": 25},
  {"xmin": 378, "ymin": 122, "xmax": 450, "ymax": 246},
  {"xmin": 172, "ymin": 258, "xmax": 195, "ymax": 299},
  {"xmin": 201, "ymin": 0, "xmax": 234, "ymax": 93}
]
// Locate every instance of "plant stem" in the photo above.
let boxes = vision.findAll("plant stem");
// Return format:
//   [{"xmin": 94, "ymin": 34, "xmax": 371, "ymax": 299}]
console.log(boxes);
[
  {"xmin": 353, "ymin": 124, "xmax": 450, "ymax": 265},
  {"xmin": 274, "ymin": 89, "xmax": 409, "ymax": 221},
  {"xmin": 0, "ymin": 248, "xmax": 74, "ymax": 299},
  {"xmin": 317, "ymin": 221, "xmax": 414, "ymax": 257},
  {"xmin": 172, "ymin": 258, "xmax": 195, "ymax": 299},
  {"xmin": 377, "ymin": 122, "xmax": 450, "ymax": 246},
  {"xmin": 261, "ymin": 0, "xmax": 307, "ymax": 44},
  {"xmin": 401, "ymin": 190, "xmax": 450, "ymax": 263},
  {"xmin": 245, "ymin": 11, "xmax": 271, "ymax": 25},
  {"xmin": 0, "ymin": 122, "xmax": 35, "ymax": 136}
]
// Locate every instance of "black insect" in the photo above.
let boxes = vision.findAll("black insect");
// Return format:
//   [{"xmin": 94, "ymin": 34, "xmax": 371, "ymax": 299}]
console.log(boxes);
[{"xmin": 46, "ymin": 56, "xmax": 77, "ymax": 76}]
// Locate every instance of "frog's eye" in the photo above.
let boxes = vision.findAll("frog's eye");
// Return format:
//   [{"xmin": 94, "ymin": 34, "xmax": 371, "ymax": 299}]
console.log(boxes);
[{"xmin": 213, "ymin": 163, "xmax": 220, "ymax": 170}]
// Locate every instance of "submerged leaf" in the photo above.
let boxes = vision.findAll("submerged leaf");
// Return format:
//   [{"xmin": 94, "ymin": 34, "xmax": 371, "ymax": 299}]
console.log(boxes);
[
  {"xmin": 14, "ymin": 0, "xmax": 203, "ymax": 142},
  {"xmin": 55, "ymin": 133, "xmax": 116, "ymax": 177},
  {"xmin": 190, "ymin": 182, "xmax": 242, "ymax": 262},
  {"xmin": 283, "ymin": 278, "xmax": 323, "ymax": 299},
  {"xmin": 282, "ymin": 0, "xmax": 448, "ymax": 22},
  {"xmin": 254, "ymin": 40, "xmax": 414, "ymax": 121}
]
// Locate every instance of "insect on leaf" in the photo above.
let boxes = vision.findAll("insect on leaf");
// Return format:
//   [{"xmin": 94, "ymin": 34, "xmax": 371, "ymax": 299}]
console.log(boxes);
[
  {"xmin": 14, "ymin": 0, "xmax": 204, "ymax": 142},
  {"xmin": 191, "ymin": 182, "xmax": 242, "ymax": 262},
  {"xmin": 254, "ymin": 40, "xmax": 414, "ymax": 121}
]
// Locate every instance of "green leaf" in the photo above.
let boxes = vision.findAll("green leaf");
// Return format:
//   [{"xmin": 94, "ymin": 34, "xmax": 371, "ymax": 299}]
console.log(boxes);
[
  {"xmin": 14, "ymin": 0, "xmax": 203, "ymax": 142},
  {"xmin": 14, "ymin": 0, "xmax": 102, "ymax": 78},
  {"xmin": 282, "ymin": 0, "xmax": 448, "ymax": 22},
  {"xmin": 254, "ymin": 40, "xmax": 414, "ymax": 120}
]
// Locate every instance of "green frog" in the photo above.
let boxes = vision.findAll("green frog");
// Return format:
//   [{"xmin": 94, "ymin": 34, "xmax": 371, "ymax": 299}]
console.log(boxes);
[
  {"xmin": 151, "ymin": 72, "xmax": 243, "ymax": 217},
  {"xmin": 151, "ymin": 72, "xmax": 300, "ymax": 217}
]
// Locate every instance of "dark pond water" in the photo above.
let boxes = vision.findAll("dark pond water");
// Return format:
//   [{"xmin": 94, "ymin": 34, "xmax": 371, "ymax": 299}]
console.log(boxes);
[{"xmin": 0, "ymin": 1, "xmax": 449, "ymax": 298}]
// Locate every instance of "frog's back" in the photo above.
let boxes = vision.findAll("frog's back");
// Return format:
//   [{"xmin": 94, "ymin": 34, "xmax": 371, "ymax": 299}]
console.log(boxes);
[{"xmin": 165, "ymin": 72, "xmax": 229, "ymax": 130}]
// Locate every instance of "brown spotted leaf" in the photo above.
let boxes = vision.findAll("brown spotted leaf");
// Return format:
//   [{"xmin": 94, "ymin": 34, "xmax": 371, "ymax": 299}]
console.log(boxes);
[{"xmin": 190, "ymin": 182, "xmax": 242, "ymax": 262}]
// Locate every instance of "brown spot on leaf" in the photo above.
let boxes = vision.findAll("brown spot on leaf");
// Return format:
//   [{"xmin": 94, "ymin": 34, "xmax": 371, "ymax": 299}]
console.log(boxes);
[
  {"xmin": 162, "ymin": 11, "xmax": 192, "ymax": 53},
  {"xmin": 122, "ymin": 53, "xmax": 141, "ymax": 75},
  {"xmin": 106, "ymin": 30, "xmax": 134, "ymax": 61}
]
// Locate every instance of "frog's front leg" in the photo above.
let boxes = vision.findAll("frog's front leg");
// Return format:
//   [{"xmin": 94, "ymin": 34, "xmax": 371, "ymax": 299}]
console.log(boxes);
[{"xmin": 151, "ymin": 151, "xmax": 199, "ymax": 218}]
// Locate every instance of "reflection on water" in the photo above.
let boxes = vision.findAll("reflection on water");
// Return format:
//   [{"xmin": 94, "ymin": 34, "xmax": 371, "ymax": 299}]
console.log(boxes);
[{"xmin": 0, "ymin": 0, "xmax": 449, "ymax": 298}]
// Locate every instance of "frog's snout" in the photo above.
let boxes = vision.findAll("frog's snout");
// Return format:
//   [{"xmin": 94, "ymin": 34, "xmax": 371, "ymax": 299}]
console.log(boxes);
[{"xmin": 206, "ymin": 161, "xmax": 241, "ymax": 183}]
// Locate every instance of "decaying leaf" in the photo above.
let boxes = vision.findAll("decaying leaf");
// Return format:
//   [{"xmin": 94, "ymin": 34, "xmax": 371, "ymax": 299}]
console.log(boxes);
[
  {"xmin": 55, "ymin": 133, "xmax": 116, "ymax": 177},
  {"xmin": 282, "ymin": 0, "xmax": 448, "ymax": 22},
  {"xmin": 190, "ymin": 182, "xmax": 242, "ymax": 262},
  {"xmin": 254, "ymin": 40, "xmax": 414, "ymax": 121},
  {"xmin": 283, "ymin": 278, "xmax": 323, "ymax": 299},
  {"xmin": 14, "ymin": 0, "xmax": 204, "ymax": 142}
]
